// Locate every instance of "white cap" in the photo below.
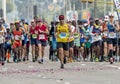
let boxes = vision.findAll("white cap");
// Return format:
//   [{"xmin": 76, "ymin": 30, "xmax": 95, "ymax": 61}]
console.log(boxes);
[{"xmin": 109, "ymin": 12, "xmax": 114, "ymax": 16}]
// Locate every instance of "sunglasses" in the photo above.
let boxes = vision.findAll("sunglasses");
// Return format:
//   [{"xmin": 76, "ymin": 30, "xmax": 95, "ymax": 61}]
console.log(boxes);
[{"xmin": 109, "ymin": 16, "xmax": 114, "ymax": 18}]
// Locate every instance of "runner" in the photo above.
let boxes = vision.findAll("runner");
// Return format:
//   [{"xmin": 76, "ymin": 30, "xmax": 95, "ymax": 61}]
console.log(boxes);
[
  {"xmin": 36, "ymin": 19, "xmax": 49, "ymax": 64},
  {"xmin": 91, "ymin": 18, "xmax": 102, "ymax": 62},
  {"xmin": 102, "ymin": 15, "xmax": 109, "ymax": 61},
  {"xmin": 87, "ymin": 18, "xmax": 94, "ymax": 62},
  {"xmin": 12, "ymin": 21, "xmax": 23, "ymax": 62},
  {"xmin": 21, "ymin": 18, "xmax": 29, "ymax": 61},
  {"xmin": 30, "ymin": 20, "xmax": 37, "ymax": 62},
  {"xmin": 55, "ymin": 15, "xmax": 71, "ymax": 68},
  {"xmin": 73, "ymin": 20, "xmax": 81, "ymax": 61},
  {"xmin": 4, "ymin": 27, "xmax": 12, "ymax": 63},
  {"xmin": 0, "ymin": 19, "xmax": 5, "ymax": 65},
  {"xmin": 78, "ymin": 21, "xmax": 86, "ymax": 61},
  {"xmin": 68, "ymin": 20, "xmax": 75, "ymax": 63},
  {"xmin": 49, "ymin": 21, "xmax": 57, "ymax": 61},
  {"xmin": 107, "ymin": 13, "xmax": 119, "ymax": 64}
]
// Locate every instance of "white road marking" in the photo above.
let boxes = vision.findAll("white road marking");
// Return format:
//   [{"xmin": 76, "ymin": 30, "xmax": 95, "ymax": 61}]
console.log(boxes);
[
  {"xmin": 37, "ymin": 75, "xmax": 42, "ymax": 77},
  {"xmin": 81, "ymin": 64, "xmax": 86, "ymax": 66},
  {"xmin": 2, "ymin": 67, "xmax": 8, "ymax": 72},
  {"xmin": 28, "ymin": 66, "xmax": 34, "ymax": 68},
  {"xmin": 42, "ymin": 77, "xmax": 47, "ymax": 79},
  {"xmin": 56, "ymin": 80, "xmax": 62, "ymax": 82},
  {"xmin": 64, "ymin": 82, "xmax": 70, "ymax": 84},
  {"xmin": 107, "ymin": 65, "xmax": 120, "ymax": 70}
]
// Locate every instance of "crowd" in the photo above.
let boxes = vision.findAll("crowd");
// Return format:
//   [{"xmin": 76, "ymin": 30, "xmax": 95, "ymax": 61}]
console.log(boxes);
[{"xmin": 0, "ymin": 13, "xmax": 120, "ymax": 68}]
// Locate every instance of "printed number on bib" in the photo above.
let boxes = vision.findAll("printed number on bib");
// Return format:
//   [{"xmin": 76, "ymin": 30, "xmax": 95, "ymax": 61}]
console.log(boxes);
[
  {"xmin": 32, "ymin": 34, "xmax": 37, "ymax": 38},
  {"xmin": 74, "ymin": 34, "xmax": 79, "ymax": 39},
  {"xmin": 59, "ymin": 32, "xmax": 67, "ymax": 38},
  {"xmin": 50, "ymin": 36, "xmax": 52, "ymax": 41},
  {"xmin": 39, "ymin": 34, "xmax": 45, "ymax": 39},
  {"xmin": 0, "ymin": 36, "xmax": 3, "ymax": 43},
  {"xmin": 21, "ymin": 35, "xmax": 24, "ymax": 40},
  {"xmin": 103, "ymin": 31, "xmax": 108, "ymax": 37},
  {"xmin": 15, "ymin": 35, "xmax": 20, "ymax": 40},
  {"xmin": 109, "ymin": 32, "xmax": 116, "ymax": 38}
]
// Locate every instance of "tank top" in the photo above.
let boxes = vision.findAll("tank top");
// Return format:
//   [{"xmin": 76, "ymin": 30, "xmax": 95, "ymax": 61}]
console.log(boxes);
[
  {"xmin": 107, "ymin": 22, "xmax": 116, "ymax": 38},
  {"xmin": 13, "ymin": 29, "xmax": 22, "ymax": 41},
  {"xmin": 56, "ymin": 23, "xmax": 69, "ymax": 42}
]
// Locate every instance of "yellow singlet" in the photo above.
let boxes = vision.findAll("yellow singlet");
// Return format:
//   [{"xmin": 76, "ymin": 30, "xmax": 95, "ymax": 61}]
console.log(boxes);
[{"xmin": 56, "ymin": 23, "xmax": 69, "ymax": 42}]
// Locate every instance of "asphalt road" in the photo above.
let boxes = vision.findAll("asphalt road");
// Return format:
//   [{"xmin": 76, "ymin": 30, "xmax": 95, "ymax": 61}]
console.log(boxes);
[{"xmin": 0, "ymin": 46, "xmax": 120, "ymax": 84}]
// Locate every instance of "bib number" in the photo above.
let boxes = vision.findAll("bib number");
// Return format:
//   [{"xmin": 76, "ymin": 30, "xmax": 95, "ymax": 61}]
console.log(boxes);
[
  {"xmin": 109, "ymin": 32, "xmax": 116, "ymax": 38},
  {"xmin": 92, "ymin": 35, "xmax": 101, "ymax": 42},
  {"xmin": 7, "ymin": 41, "xmax": 10, "ymax": 45},
  {"xmin": 39, "ymin": 34, "xmax": 45, "ymax": 39},
  {"xmin": 0, "ymin": 36, "xmax": 3, "ymax": 43},
  {"xmin": 15, "ymin": 35, "xmax": 20, "ymax": 40},
  {"xmin": 74, "ymin": 34, "xmax": 79, "ymax": 39},
  {"xmin": 59, "ymin": 32, "xmax": 67, "ymax": 38},
  {"xmin": 21, "ymin": 35, "xmax": 24, "ymax": 40},
  {"xmin": 50, "ymin": 36, "xmax": 52, "ymax": 41},
  {"xmin": 32, "ymin": 34, "xmax": 37, "ymax": 39},
  {"xmin": 103, "ymin": 31, "xmax": 108, "ymax": 37}
]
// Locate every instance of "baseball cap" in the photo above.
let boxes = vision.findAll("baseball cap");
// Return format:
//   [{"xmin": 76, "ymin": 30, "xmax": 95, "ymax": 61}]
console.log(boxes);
[{"xmin": 59, "ymin": 15, "xmax": 64, "ymax": 20}]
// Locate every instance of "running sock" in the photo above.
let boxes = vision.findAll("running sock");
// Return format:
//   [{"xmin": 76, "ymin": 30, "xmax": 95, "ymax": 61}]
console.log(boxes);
[
  {"xmin": 113, "ymin": 51, "xmax": 116, "ymax": 56},
  {"xmin": 108, "ymin": 50, "xmax": 113, "ymax": 58}
]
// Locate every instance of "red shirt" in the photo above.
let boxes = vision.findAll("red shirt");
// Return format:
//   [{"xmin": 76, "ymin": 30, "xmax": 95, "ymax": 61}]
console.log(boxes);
[
  {"xmin": 30, "ymin": 26, "xmax": 36, "ymax": 34},
  {"xmin": 36, "ymin": 25, "xmax": 47, "ymax": 41}
]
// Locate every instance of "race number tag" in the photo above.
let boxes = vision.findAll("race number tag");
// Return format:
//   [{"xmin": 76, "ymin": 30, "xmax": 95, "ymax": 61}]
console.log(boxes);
[
  {"xmin": 59, "ymin": 32, "xmax": 67, "ymax": 38},
  {"xmin": 7, "ymin": 41, "xmax": 10, "ymax": 45},
  {"xmin": 109, "ymin": 32, "xmax": 116, "ymax": 38},
  {"xmin": 92, "ymin": 35, "xmax": 101, "ymax": 42},
  {"xmin": 15, "ymin": 35, "xmax": 20, "ymax": 40},
  {"xmin": 32, "ymin": 34, "xmax": 37, "ymax": 39},
  {"xmin": 50, "ymin": 36, "xmax": 52, "ymax": 41},
  {"xmin": 21, "ymin": 35, "xmax": 24, "ymax": 40},
  {"xmin": 74, "ymin": 33, "xmax": 79, "ymax": 39},
  {"xmin": 0, "ymin": 36, "xmax": 3, "ymax": 43},
  {"xmin": 103, "ymin": 31, "xmax": 108, "ymax": 37},
  {"xmin": 39, "ymin": 34, "xmax": 45, "ymax": 39}
]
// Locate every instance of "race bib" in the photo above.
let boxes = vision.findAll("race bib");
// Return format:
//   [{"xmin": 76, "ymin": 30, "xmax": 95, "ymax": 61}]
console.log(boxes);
[
  {"xmin": 50, "ymin": 36, "xmax": 52, "ymax": 41},
  {"xmin": 7, "ymin": 41, "xmax": 10, "ymax": 45},
  {"xmin": 39, "ymin": 34, "xmax": 45, "ymax": 39},
  {"xmin": 32, "ymin": 34, "xmax": 37, "ymax": 39},
  {"xmin": 74, "ymin": 34, "xmax": 79, "ymax": 39},
  {"xmin": 74, "ymin": 38, "xmax": 80, "ymax": 46},
  {"xmin": 21, "ymin": 35, "xmax": 24, "ymax": 40},
  {"xmin": 92, "ymin": 35, "xmax": 101, "ymax": 42},
  {"xmin": 59, "ymin": 32, "xmax": 67, "ymax": 38},
  {"xmin": 0, "ymin": 36, "xmax": 4, "ymax": 43},
  {"xmin": 15, "ymin": 35, "xmax": 20, "ymax": 40},
  {"xmin": 109, "ymin": 32, "xmax": 116, "ymax": 38},
  {"xmin": 103, "ymin": 31, "xmax": 108, "ymax": 37}
]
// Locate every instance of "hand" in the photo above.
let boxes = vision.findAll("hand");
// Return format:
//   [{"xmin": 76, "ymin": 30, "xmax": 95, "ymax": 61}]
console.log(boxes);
[
  {"xmin": 35, "ymin": 30, "xmax": 38, "ymax": 34},
  {"xmin": 39, "ymin": 29, "xmax": 44, "ymax": 33}
]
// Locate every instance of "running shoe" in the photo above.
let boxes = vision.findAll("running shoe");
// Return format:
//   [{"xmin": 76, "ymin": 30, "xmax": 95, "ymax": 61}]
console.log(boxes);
[
  {"xmin": 110, "ymin": 57, "xmax": 114, "ymax": 64},
  {"xmin": 63, "ymin": 57, "xmax": 67, "ymax": 64},
  {"xmin": 95, "ymin": 58, "xmax": 99, "ymax": 62},
  {"xmin": 61, "ymin": 64, "xmax": 64, "ymax": 69},
  {"xmin": 38, "ymin": 59, "xmax": 43, "ymax": 64},
  {"xmin": 32, "ymin": 58, "xmax": 36, "ymax": 62},
  {"xmin": 104, "ymin": 56, "xmax": 108, "ymax": 62}
]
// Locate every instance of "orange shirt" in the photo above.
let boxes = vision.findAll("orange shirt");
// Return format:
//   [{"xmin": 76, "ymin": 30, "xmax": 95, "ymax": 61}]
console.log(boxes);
[{"xmin": 13, "ymin": 29, "xmax": 22, "ymax": 36}]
